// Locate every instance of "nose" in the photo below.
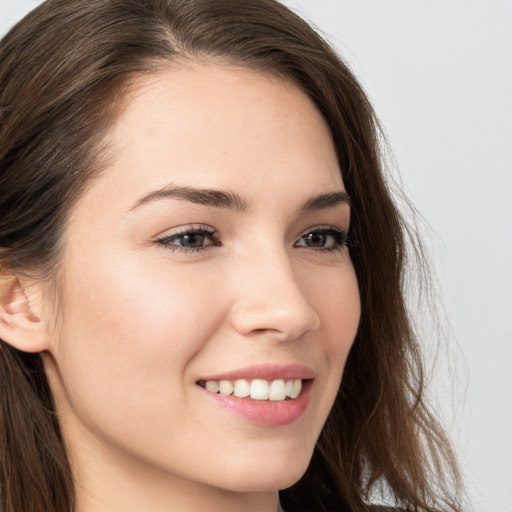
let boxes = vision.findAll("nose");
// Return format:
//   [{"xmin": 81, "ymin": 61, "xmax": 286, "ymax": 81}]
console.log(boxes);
[{"xmin": 227, "ymin": 250, "xmax": 320, "ymax": 341}]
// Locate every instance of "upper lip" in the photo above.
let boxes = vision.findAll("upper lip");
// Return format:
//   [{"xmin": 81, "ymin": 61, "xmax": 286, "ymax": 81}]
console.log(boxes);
[{"xmin": 198, "ymin": 364, "xmax": 316, "ymax": 382}]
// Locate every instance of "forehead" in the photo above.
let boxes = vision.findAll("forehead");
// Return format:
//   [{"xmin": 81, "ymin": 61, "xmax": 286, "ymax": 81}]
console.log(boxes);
[{"xmin": 83, "ymin": 63, "xmax": 344, "ymax": 214}]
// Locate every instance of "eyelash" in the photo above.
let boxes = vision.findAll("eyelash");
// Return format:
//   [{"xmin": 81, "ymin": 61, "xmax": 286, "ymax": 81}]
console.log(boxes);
[
  {"xmin": 155, "ymin": 225, "xmax": 220, "ymax": 254},
  {"xmin": 295, "ymin": 226, "xmax": 349, "ymax": 252},
  {"xmin": 154, "ymin": 225, "xmax": 349, "ymax": 254}
]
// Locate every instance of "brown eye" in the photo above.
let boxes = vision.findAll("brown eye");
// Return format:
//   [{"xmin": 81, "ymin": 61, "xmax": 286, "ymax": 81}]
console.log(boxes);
[
  {"xmin": 174, "ymin": 232, "xmax": 207, "ymax": 248},
  {"xmin": 303, "ymin": 232, "xmax": 328, "ymax": 247},
  {"xmin": 155, "ymin": 226, "xmax": 219, "ymax": 252},
  {"xmin": 295, "ymin": 227, "xmax": 348, "ymax": 251}
]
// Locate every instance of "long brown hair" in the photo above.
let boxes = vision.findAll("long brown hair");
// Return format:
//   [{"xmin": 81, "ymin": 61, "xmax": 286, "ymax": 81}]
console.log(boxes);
[{"xmin": 0, "ymin": 1, "xmax": 463, "ymax": 511}]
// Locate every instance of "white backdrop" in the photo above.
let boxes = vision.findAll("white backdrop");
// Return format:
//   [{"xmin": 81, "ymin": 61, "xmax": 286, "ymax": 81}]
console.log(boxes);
[{"xmin": 1, "ymin": 1, "xmax": 511, "ymax": 511}]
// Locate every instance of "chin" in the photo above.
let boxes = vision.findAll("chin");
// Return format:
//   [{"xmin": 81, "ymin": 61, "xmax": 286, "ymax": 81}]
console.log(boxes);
[
  {"xmin": 214, "ymin": 447, "xmax": 312, "ymax": 493},
  {"xmin": 225, "ymin": 470, "xmax": 308, "ymax": 494}
]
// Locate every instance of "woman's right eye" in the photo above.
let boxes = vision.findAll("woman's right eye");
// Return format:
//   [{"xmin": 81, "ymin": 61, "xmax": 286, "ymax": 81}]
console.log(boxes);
[{"xmin": 155, "ymin": 226, "xmax": 220, "ymax": 253}]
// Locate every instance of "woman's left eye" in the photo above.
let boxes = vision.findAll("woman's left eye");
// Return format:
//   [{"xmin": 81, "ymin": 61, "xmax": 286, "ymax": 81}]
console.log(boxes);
[
  {"xmin": 295, "ymin": 227, "xmax": 349, "ymax": 251},
  {"xmin": 155, "ymin": 226, "xmax": 219, "ymax": 252}
]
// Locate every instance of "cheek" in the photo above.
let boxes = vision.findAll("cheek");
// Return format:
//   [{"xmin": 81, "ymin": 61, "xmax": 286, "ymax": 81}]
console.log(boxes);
[
  {"xmin": 327, "ymin": 276, "xmax": 360, "ymax": 359},
  {"xmin": 301, "ymin": 263, "xmax": 360, "ymax": 437},
  {"xmin": 312, "ymin": 263, "xmax": 360, "ymax": 359},
  {"xmin": 51, "ymin": 254, "xmax": 225, "ymax": 438}
]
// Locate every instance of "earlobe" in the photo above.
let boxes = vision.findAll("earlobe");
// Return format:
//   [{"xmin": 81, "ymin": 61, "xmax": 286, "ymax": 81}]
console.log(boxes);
[{"xmin": 0, "ymin": 275, "xmax": 51, "ymax": 353}]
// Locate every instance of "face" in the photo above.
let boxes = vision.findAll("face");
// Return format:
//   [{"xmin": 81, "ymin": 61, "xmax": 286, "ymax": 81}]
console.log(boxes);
[{"xmin": 43, "ymin": 63, "xmax": 360, "ymax": 498}]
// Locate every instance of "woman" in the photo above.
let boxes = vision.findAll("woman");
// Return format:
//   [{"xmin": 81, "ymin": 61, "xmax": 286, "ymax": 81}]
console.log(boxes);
[{"xmin": 0, "ymin": 0, "xmax": 463, "ymax": 511}]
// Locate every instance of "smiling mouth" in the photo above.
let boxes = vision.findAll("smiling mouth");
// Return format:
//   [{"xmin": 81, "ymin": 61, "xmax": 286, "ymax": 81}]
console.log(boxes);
[{"xmin": 197, "ymin": 378, "xmax": 304, "ymax": 402}]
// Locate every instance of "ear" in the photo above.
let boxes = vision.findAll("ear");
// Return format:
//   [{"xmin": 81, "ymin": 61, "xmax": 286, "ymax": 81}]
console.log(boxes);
[{"xmin": 0, "ymin": 275, "xmax": 51, "ymax": 353}]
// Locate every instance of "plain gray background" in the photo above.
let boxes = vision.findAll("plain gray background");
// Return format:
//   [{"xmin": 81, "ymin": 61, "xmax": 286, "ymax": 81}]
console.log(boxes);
[{"xmin": 1, "ymin": 1, "xmax": 511, "ymax": 511}]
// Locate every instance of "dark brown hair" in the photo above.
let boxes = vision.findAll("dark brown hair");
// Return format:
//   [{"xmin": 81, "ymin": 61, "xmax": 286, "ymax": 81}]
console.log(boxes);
[{"xmin": 0, "ymin": 1, "xmax": 462, "ymax": 511}]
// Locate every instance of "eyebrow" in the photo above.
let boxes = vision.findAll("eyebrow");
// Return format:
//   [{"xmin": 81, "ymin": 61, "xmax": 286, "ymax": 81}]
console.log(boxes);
[
  {"xmin": 300, "ymin": 190, "xmax": 351, "ymax": 211},
  {"xmin": 130, "ymin": 184, "xmax": 351, "ymax": 212},
  {"xmin": 131, "ymin": 185, "xmax": 249, "ymax": 212}
]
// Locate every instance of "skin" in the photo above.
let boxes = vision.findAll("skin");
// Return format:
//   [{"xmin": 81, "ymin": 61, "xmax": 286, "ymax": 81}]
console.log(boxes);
[{"xmin": 36, "ymin": 63, "xmax": 361, "ymax": 512}]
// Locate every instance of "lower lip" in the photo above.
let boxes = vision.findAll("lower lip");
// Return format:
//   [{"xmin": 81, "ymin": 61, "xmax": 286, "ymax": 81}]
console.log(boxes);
[{"xmin": 199, "ymin": 380, "xmax": 312, "ymax": 426}]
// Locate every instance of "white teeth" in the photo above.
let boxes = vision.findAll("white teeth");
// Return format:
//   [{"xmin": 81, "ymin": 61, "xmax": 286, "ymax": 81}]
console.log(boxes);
[
  {"xmin": 201, "ymin": 377, "xmax": 305, "ymax": 401},
  {"xmin": 233, "ymin": 379, "xmax": 250, "ymax": 398},
  {"xmin": 205, "ymin": 381, "xmax": 220, "ymax": 393},
  {"xmin": 269, "ymin": 379, "xmax": 287, "ymax": 401},
  {"xmin": 250, "ymin": 379, "xmax": 269, "ymax": 400},
  {"xmin": 290, "ymin": 379, "xmax": 302, "ymax": 399},
  {"xmin": 219, "ymin": 380, "xmax": 234, "ymax": 396}
]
